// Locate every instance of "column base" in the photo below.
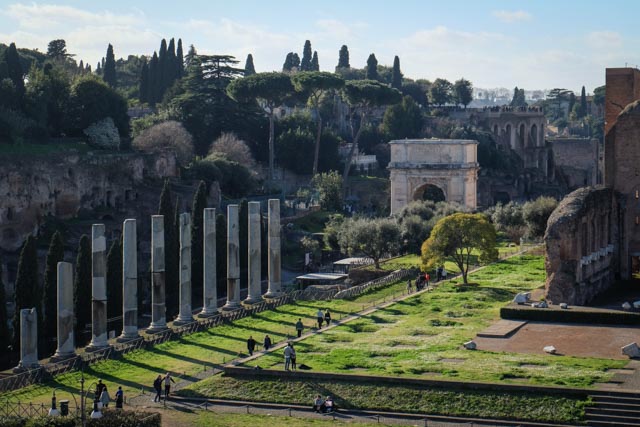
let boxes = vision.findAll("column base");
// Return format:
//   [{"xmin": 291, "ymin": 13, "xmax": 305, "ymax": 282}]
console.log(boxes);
[
  {"xmin": 198, "ymin": 310, "xmax": 218, "ymax": 318},
  {"xmin": 221, "ymin": 301, "xmax": 241, "ymax": 311},
  {"xmin": 173, "ymin": 316, "xmax": 195, "ymax": 326},
  {"xmin": 242, "ymin": 296, "xmax": 263, "ymax": 305},
  {"xmin": 13, "ymin": 362, "xmax": 39, "ymax": 373},
  {"xmin": 146, "ymin": 323, "xmax": 169, "ymax": 334},
  {"xmin": 116, "ymin": 334, "xmax": 142, "ymax": 343},
  {"xmin": 50, "ymin": 352, "xmax": 77, "ymax": 363},
  {"xmin": 85, "ymin": 344, "xmax": 111, "ymax": 353},
  {"xmin": 263, "ymin": 291, "xmax": 282, "ymax": 298}
]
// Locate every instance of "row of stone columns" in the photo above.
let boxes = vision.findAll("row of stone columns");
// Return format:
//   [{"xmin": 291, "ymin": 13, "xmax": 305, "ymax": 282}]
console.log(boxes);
[{"xmin": 17, "ymin": 199, "xmax": 283, "ymax": 368}]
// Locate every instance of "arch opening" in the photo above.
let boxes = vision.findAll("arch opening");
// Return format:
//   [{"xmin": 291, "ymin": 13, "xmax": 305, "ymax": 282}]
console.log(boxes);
[{"xmin": 414, "ymin": 183, "xmax": 445, "ymax": 203}]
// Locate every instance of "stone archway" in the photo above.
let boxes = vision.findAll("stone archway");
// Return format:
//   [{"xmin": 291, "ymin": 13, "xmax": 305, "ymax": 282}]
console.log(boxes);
[
  {"xmin": 389, "ymin": 139, "xmax": 479, "ymax": 214},
  {"xmin": 414, "ymin": 183, "xmax": 446, "ymax": 203}
]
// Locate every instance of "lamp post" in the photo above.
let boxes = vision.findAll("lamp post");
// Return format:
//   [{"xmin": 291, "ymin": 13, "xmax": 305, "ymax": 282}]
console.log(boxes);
[
  {"xmin": 80, "ymin": 374, "xmax": 86, "ymax": 427},
  {"xmin": 48, "ymin": 390, "xmax": 59, "ymax": 416}
]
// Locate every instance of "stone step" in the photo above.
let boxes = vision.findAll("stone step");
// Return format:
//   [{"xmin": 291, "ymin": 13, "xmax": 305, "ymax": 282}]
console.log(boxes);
[
  {"xmin": 585, "ymin": 413, "xmax": 640, "ymax": 427},
  {"xmin": 586, "ymin": 406, "xmax": 640, "ymax": 418},
  {"xmin": 476, "ymin": 319, "xmax": 527, "ymax": 338},
  {"xmin": 590, "ymin": 394, "xmax": 640, "ymax": 405}
]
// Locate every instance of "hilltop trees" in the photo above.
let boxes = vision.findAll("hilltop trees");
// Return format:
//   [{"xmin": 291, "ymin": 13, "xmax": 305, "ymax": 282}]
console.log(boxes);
[
  {"xmin": 227, "ymin": 72, "xmax": 294, "ymax": 180},
  {"xmin": 244, "ymin": 54, "xmax": 256, "ymax": 76},
  {"xmin": 337, "ymin": 45, "xmax": 350, "ymax": 69},
  {"xmin": 292, "ymin": 72, "xmax": 344, "ymax": 175},
  {"xmin": 139, "ymin": 38, "xmax": 185, "ymax": 105},
  {"xmin": 430, "ymin": 78, "xmax": 453, "ymax": 106},
  {"xmin": 381, "ymin": 95, "xmax": 423, "ymax": 140},
  {"xmin": 391, "ymin": 56, "xmax": 402, "ymax": 90},
  {"xmin": 453, "ymin": 78, "xmax": 473, "ymax": 108},
  {"xmin": 366, "ymin": 54, "xmax": 378, "ymax": 80},
  {"xmin": 510, "ymin": 87, "xmax": 526, "ymax": 107},
  {"xmin": 301, "ymin": 40, "xmax": 313, "ymax": 71},
  {"xmin": 103, "ymin": 44, "xmax": 116, "ymax": 87}
]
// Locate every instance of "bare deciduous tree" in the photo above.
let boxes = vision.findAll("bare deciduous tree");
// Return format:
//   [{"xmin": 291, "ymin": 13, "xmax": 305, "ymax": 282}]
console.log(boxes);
[
  {"xmin": 132, "ymin": 120, "xmax": 194, "ymax": 164},
  {"xmin": 208, "ymin": 132, "xmax": 256, "ymax": 170}
]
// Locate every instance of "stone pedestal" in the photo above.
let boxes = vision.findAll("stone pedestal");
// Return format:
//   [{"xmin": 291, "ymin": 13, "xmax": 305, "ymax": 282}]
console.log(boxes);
[
  {"xmin": 88, "ymin": 224, "xmax": 109, "ymax": 350},
  {"xmin": 53, "ymin": 262, "xmax": 75, "ymax": 360},
  {"xmin": 16, "ymin": 308, "xmax": 39, "ymax": 370},
  {"xmin": 174, "ymin": 213, "xmax": 193, "ymax": 325},
  {"xmin": 119, "ymin": 219, "xmax": 139, "ymax": 341},
  {"xmin": 244, "ymin": 202, "xmax": 262, "ymax": 304},
  {"xmin": 148, "ymin": 215, "xmax": 168, "ymax": 332},
  {"xmin": 222, "ymin": 205, "xmax": 240, "ymax": 310},
  {"xmin": 264, "ymin": 199, "xmax": 282, "ymax": 297},
  {"xmin": 200, "ymin": 208, "xmax": 218, "ymax": 317}
]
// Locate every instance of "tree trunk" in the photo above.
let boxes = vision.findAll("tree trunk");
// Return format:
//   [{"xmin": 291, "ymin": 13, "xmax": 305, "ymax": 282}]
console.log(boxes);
[
  {"xmin": 268, "ymin": 109, "xmax": 275, "ymax": 181},
  {"xmin": 312, "ymin": 108, "xmax": 322, "ymax": 176},
  {"xmin": 342, "ymin": 111, "xmax": 366, "ymax": 196}
]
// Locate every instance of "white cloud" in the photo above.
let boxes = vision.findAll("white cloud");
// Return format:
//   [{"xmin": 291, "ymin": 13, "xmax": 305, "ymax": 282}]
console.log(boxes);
[
  {"xmin": 492, "ymin": 10, "xmax": 532, "ymax": 23},
  {"xmin": 586, "ymin": 30, "xmax": 623, "ymax": 50}
]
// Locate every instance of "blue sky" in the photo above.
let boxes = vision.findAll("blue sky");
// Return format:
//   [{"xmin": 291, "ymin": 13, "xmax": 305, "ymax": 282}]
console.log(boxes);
[{"xmin": 0, "ymin": 0, "xmax": 637, "ymax": 93}]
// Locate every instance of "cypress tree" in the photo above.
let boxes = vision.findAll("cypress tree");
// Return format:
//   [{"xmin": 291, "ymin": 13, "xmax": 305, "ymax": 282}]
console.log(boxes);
[
  {"xmin": 86, "ymin": 64, "xmax": 91, "ymax": 73},
  {"xmin": 580, "ymin": 85, "xmax": 587, "ymax": 118},
  {"xmin": 176, "ymin": 39, "xmax": 184, "ymax": 77},
  {"xmin": 0, "ymin": 259, "xmax": 9, "ymax": 354},
  {"xmin": 12, "ymin": 236, "xmax": 39, "ymax": 351},
  {"xmin": 311, "ymin": 51, "xmax": 319, "ymax": 71},
  {"xmin": 167, "ymin": 38, "xmax": 177, "ymax": 85},
  {"xmin": 149, "ymin": 51, "xmax": 159, "ymax": 105},
  {"xmin": 300, "ymin": 40, "xmax": 312, "ymax": 71},
  {"xmin": 78, "ymin": 60, "xmax": 84, "ymax": 74},
  {"xmin": 169, "ymin": 195, "xmax": 181, "ymax": 318},
  {"xmin": 244, "ymin": 54, "xmax": 256, "ymax": 76},
  {"xmin": 43, "ymin": 231, "xmax": 64, "ymax": 356},
  {"xmin": 191, "ymin": 181, "xmax": 207, "ymax": 308},
  {"xmin": 158, "ymin": 39, "xmax": 168, "ymax": 96},
  {"xmin": 337, "ymin": 45, "xmax": 350, "ymax": 69},
  {"xmin": 215, "ymin": 213, "xmax": 227, "ymax": 297},
  {"xmin": 158, "ymin": 181, "xmax": 178, "ymax": 318},
  {"xmin": 139, "ymin": 59, "xmax": 149, "ymax": 103},
  {"xmin": 391, "ymin": 56, "xmax": 402, "ymax": 89},
  {"xmin": 105, "ymin": 238, "xmax": 122, "ymax": 323},
  {"xmin": 5, "ymin": 43, "xmax": 25, "ymax": 97},
  {"xmin": 73, "ymin": 235, "xmax": 92, "ymax": 346},
  {"xmin": 103, "ymin": 43, "xmax": 117, "ymax": 87},
  {"xmin": 366, "ymin": 53, "xmax": 378, "ymax": 80},
  {"xmin": 283, "ymin": 52, "xmax": 294, "ymax": 72}
]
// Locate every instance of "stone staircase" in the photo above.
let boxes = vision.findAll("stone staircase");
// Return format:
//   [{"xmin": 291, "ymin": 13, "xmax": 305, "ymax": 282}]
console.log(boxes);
[{"xmin": 586, "ymin": 391, "xmax": 640, "ymax": 426}]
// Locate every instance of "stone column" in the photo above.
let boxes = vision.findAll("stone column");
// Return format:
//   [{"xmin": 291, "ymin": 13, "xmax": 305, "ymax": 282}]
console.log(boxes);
[
  {"xmin": 222, "ymin": 205, "xmax": 240, "ymax": 310},
  {"xmin": 174, "ymin": 213, "xmax": 193, "ymax": 324},
  {"xmin": 148, "ymin": 215, "xmax": 167, "ymax": 332},
  {"xmin": 88, "ymin": 224, "xmax": 109, "ymax": 350},
  {"xmin": 17, "ymin": 308, "xmax": 39, "ymax": 369},
  {"xmin": 119, "ymin": 219, "xmax": 139, "ymax": 340},
  {"xmin": 244, "ymin": 202, "xmax": 262, "ymax": 304},
  {"xmin": 199, "ymin": 208, "xmax": 217, "ymax": 317},
  {"xmin": 265, "ymin": 199, "xmax": 281, "ymax": 297},
  {"xmin": 53, "ymin": 262, "xmax": 75, "ymax": 360}
]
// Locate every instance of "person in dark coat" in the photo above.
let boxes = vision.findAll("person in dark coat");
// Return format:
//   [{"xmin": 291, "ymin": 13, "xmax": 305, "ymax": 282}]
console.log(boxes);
[
  {"xmin": 263, "ymin": 334, "xmax": 272, "ymax": 351},
  {"xmin": 153, "ymin": 375, "xmax": 162, "ymax": 402},
  {"xmin": 247, "ymin": 336, "xmax": 256, "ymax": 356}
]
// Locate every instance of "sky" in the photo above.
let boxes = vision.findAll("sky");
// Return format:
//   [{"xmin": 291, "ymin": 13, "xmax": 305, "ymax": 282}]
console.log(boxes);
[{"xmin": 0, "ymin": 0, "xmax": 638, "ymax": 93}]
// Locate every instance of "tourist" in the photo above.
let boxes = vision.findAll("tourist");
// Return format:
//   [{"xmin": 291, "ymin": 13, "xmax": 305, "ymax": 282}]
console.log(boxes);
[
  {"xmin": 290, "ymin": 344, "xmax": 297, "ymax": 371},
  {"xmin": 115, "ymin": 386, "xmax": 124, "ymax": 409},
  {"xmin": 263, "ymin": 334, "xmax": 272, "ymax": 351},
  {"xmin": 313, "ymin": 394, "xmax": 324, "ymax": 413},
  {"xmin": 324, "ymin": 395, "xmax": 335, "ymax": 413},
  {"xmin": 425, "ymin": 272, "xmax": 430, "ymax": 287},
  {"xmin": 436, "ymin": 266, "xmax": 442, "ymax": 282},
  {"xmin": 284, "ymin": 342, "xmax": 294, "ymax": 370},
  {"xmin": 247, "ymin": 335, "xmax": 256, "ymax": 356},
  {"xmin": 324, "ymin": 309, "xmax": 331, "ymax": 326},
  {"xmin": 316, "ymin": 309, "xmax": 324, "ymax": 329},
  {"xmin": 163, "ymin": 372, "xmax": 175, "ymax": 399},
  {"xmin": 407, "ymin": 279, "xmax": 412, "ymax": 293},
  {"xmin": 99, "ymin": 385, "xmax": 110, "ymax": 408},
  {"xmin": 441, "ymin": 267, "xmax": 447, "ymax": 281},
  {"xmin": 95, "ymin": 379, "xmax": 106, "ymax": 401},
  {"xmin": 295, "ymin": 318, "xmax": 304, "ymax": 337},
  {"xmin": 153, "ymin": 375, "xmax": 162, "ymax": 402}
]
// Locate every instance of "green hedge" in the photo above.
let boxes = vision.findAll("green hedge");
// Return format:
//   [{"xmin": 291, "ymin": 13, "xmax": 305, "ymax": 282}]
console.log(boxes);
[
  {"xmin": 0, "ymin": 410, "xmax": 160, "ymax": 427},
  {"xmin": 501, "ymin": 304, "xmax": 640, "ymax": 325}
]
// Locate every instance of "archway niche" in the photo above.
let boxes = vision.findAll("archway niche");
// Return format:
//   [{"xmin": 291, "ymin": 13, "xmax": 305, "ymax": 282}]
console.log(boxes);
[
  {"xmin": 530, "ymin": 124, "xmax": 538, "ymax": 147},
  {"xmin": 505, "ymin": 125, "xmax": 512, "ymax": 149},
  {"xmin": 519, "ymin": 123, "xmax": 526, "ymax": 149},
  {"xmin": 414, "ymin": 183, "xmax": 446, "ymax": 203}
]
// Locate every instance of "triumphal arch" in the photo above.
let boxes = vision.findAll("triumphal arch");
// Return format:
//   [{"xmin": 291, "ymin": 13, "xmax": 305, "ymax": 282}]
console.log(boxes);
[{"xmin": 388, "ymin": 139, "xmax": 479, "ymax": 215}]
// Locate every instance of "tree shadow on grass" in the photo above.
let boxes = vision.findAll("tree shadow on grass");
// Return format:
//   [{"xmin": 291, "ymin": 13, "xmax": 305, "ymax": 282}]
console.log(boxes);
[
  {"xmin": 204, "ymin": 329, "xmax": 247, "ymax": 343},
  {"xmin": 165, "ymin": 339, "xmax": 240, "ymax": 358}
]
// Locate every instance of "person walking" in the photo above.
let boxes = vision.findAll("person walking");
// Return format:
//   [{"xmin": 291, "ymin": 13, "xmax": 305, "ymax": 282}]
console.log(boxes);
[
  {"xmin": 247, "ymin": 335, "xmax": 256, "ymax": 356},
  {"xmin": 441, "ymin": 267, "xmax": 447, "ymax": 281},
  {"xmin": 290, "ymin": 343, "xmax": 297, "ymax": 371},
  {"xmin": 153, "ymin": 375, "xmax": 163, "ymax": 402},
  {"xmin": 316, "ymin": 309, "xmax": 324, "ymax": 329},
  {"xmin": 324, "ymin": 309, "xmax": 331, "ymax": 326},
  {"xmin": 407, "ymin": 279, "xmax": 412, "ymax": 293},
  {"xmin": 115, "ymin": 386, "xmax": 124, "ymax": 409},
  {"xmin": 95, "ymin": 379, "xmax": 106, "ymax": 401},
  {"xmin": 263, "ymin": 334, "xmax": 272, "ymax": 351},
  {"xmin": 284, "ymin": 342, "xmax": 294, "ymax": 371},
  {"xmin": 163, "ymin": 372, "xmax": 175, "ymax": 399},
  {"xmin": 295, "ymin": 318, "xmax": 304, "ymax": 337},
  {"xmin": 436, "ymin": 266, "xmax": 442, "ymax": 282},
  {"xmin": 425, "ymin": 272, "xmax": 430, "ymax": 287},
  {"xmin": 99, "ymin": 386, "xmax": 110, "ymax": 408}
]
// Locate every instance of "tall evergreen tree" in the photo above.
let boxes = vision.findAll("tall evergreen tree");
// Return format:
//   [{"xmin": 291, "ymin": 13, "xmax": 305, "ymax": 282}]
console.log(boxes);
[
  {"xmin": 391, "ymin": 56, "xmax": 402, "ymax": 89},
  {"xmin": 215, "ymin": 213, "xmax": 227, "ymax": 297},
  {"xmin": 167, "ymin": 38, "xmax": 178, "ymax": 89},
  {"xmin": 337, "ymin": 45, "xmax": 350, "ymax": 69},
  {"xmin": 158, "ymin": 181, "xmax": 179, "ymax": 318},
  {"xmin": 139, "ymin": 59, "xmax": 149, "ymax": 103},
  {"xmin": 300, "ymin": 40, "xmax": 312, "ymax": 71},
  {"xmin": 366, "ymin": 53, "xmax": 378, "ymax": 80},
  {"xmin": 244, "ymin": 54, "xmax": 256, "ymax": 76},
  {"xmin": 169, "ymin": 195, "xmax": 181, "ymax": 318},
  {"xmin": 105, "ymin": 238, "xmax": 122, "ymax": 322},
  {"xmin": 176, "ymin": 39, "xmax": 185, "ymax": 77},
  {"xmin": 148, "ymin": 51, "xmax": 160, "ymax": 104},
  {"xmin": 43, "ymin": 231, "xmax": 64, "ymax": 356},
  {"xmin": 73, "ymin": 235, "xmax": 92, "ymax": 346},
  {"xmin": 580, "ymin": 85, "xmax": 587, "ymax": 118},
  {"xmin": 158, "ymin": 39, "xmax": 168, "ymax": 96},
  {"xmin": 103, "ymin": 43, "xmax": 117, "ymax": 87},
  {"xmin": 239, "ymin": 199, "xmax": 249, "ymax": 289},
  {"xmin": 12, "ymin": 236, "xmax": 39, "ymax": 351},
  {"xmin": 5, "ymin": 43, "xmax": 25, "ymax": 97},
  {"xmin": 311, "ymin": 51, "xmax": 319, "ymax": 71},
  {"xmin": 191, "ymin": 181, "xmax": 207, "ymax": 308},
  {"xmin": 78, "ymin": 60, "xmax": 84, "ymax": 74},
  {"xmin": 0, "ymin": 259, "xmax": 9, "ymax": 354}
]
